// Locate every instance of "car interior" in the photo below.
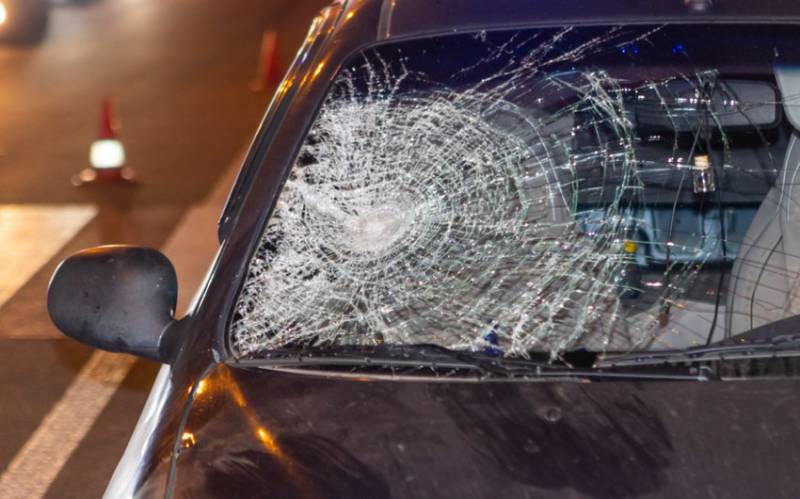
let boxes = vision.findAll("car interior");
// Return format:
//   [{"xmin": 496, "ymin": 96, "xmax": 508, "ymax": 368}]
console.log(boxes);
[
  {"xmin": 572, "ymin": 66, "xmax": 800, "ymax": 351},
  {"xmin": 465, "ymin": 26, "xmax": 800, "ymax": 352}
]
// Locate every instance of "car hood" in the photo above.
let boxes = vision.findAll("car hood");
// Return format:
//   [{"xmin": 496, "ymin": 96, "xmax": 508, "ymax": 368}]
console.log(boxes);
[{"xmin": 166, "ymin": 363, "xmax": 800, "ymax": 498}]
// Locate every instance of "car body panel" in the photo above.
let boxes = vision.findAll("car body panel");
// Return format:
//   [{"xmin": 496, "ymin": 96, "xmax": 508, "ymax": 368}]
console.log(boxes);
[{"xmin": 168, "ymin": 365, "xmax": 800, "ymax": 498}]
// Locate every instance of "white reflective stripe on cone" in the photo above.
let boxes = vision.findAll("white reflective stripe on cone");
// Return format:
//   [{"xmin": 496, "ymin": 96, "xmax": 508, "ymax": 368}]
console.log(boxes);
[{"xmin": 90, "ymin": 139, "xmax": 126, "ymax": 169}]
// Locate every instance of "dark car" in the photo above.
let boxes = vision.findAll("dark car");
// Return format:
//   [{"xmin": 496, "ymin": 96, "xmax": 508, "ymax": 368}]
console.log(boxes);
[
  {"xmin": 0, "ymin": 0, "xmax": 49, "ymax": 44},
  {"xmin": 47, "ymin": 0, "xmax": 800, "ymax": 497}
]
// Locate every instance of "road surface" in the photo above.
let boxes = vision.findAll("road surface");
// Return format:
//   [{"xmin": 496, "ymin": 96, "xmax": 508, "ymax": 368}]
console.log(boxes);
[{"xmin": 0, "ymin": 0, "xmax": 326, "ymax": 496}]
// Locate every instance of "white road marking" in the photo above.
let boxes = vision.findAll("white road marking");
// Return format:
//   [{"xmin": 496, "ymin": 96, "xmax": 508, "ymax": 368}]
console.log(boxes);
[
  {"xmin": 0, "ymin": 156, "xmax": 242, "ymax": 497},
  {"xmin": 0, "ymin": 204, "xmax": 97, "ymax": 308},
  {"xmin": 0, "ymin": 351, "xmax": 136, "ymax": 499}
]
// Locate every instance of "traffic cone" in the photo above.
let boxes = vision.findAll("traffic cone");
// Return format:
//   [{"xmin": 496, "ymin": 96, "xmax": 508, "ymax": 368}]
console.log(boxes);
[
  {"xmin": 72, "ymin": 97, "xmax": 134, "ymax": 186},
  {"xmin": 250, "ymin": 30, "xmax": 283, "ymax": 92}
]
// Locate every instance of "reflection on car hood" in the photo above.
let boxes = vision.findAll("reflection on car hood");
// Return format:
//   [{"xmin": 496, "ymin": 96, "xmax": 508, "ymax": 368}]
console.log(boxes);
[{"xmin": 167, "ymin": 363, "xmax": 800, "ymax": 498}]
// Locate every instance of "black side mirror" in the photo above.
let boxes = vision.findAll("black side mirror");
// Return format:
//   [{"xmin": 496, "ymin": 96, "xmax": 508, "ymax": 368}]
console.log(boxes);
[{"xmin": 47, "ymin": 245, "xmax": 178, "ymax": 363}]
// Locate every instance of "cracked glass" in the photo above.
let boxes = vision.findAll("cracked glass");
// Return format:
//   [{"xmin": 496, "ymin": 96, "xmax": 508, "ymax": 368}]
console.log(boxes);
[{"xmin": 229, "ymin": 24, "xmax": 800, "ymax": 360}]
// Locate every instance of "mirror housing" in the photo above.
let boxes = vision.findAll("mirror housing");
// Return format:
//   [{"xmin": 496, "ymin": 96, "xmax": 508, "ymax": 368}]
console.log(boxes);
[{"xmin": 47, "ymin": 245, "xmax": 178, "ymax": 363}]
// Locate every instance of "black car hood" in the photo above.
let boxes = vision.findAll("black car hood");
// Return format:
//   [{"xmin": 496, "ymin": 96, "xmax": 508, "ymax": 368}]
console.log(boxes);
[{"xmin": 167, "ymin": 363, "xmax": 800, "ymax": 498}]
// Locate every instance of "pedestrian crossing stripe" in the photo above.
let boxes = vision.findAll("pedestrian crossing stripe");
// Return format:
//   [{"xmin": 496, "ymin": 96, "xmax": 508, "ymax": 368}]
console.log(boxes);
[{"xmin": 0, "ymin": 205, "xmax": 97, "ymax": 309}]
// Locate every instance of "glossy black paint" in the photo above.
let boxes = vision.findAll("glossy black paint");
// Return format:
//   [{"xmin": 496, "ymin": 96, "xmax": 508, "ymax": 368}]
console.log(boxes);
[
  {"xmin": 47, "ymin": 245, "xmax": 177, "ymax": 362},
  {"xmin": 380, "ymin": 0, "xmax": 800, "ymax": 40},
  {"xmin": 166, "ymin": 366, "xmax": 800, "ymax": 498},
  {"xmin": 94, "ymin": 1, "xmax": 800, "ymax": 496}
]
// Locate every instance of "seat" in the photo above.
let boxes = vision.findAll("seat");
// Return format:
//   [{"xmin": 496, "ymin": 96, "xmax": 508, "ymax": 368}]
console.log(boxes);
[{"xmin": 725, "ymin": 66, "xmax": 800, "ymax": 337}]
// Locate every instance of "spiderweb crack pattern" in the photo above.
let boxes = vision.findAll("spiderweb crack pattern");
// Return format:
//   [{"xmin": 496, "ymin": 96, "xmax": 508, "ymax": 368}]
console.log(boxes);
[{"xmin": 230, "ymin": 28, "xmax": 718, "ymax": 358}]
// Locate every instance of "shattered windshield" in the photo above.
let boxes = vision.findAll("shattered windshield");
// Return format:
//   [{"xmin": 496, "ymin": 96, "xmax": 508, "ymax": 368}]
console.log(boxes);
[{"xmin": 230, "ymin": 24, "xmax": 800, "ymax": 360}]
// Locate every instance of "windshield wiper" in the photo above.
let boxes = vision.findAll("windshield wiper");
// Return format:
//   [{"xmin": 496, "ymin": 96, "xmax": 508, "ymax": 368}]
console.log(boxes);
[
  {"xmin": 597, "ymin": 314, "xmax": 800, "ymax": 368},
  {"xmin": 234, "ymin": 345, "xmax": 709, "ymax": 381},
  {"xmin": 235, "ymin": 345, "xmax": 484, "ymax": 372},
  {"xmin": 234, "ymin": 344, "xmax": 525, "ymax": 377}
]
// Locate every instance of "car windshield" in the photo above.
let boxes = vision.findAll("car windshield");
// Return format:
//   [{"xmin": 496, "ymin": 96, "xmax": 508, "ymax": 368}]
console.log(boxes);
[{"xmin": 229, "ymin": 24, "xmax": 800, "ymax": 361}]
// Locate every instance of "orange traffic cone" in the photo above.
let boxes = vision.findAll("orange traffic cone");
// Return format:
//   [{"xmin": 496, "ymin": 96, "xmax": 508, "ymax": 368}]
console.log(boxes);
[
  {"xmin": 250, "ymin": 30, "xmax": 283, "ymax": 92},
  {"xmin": 72, "ymin": 97, "xmax": 135, "ymax": 186}
]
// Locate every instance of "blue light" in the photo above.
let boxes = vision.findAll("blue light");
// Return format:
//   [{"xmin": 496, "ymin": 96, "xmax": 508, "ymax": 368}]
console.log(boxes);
[
  {"xmin": 621, "ymin": 44, "xmax": 640, "ymax": 55},
  {"xmin": 672, "ymin": 43, "xmax": 686, "ymax": 54}
]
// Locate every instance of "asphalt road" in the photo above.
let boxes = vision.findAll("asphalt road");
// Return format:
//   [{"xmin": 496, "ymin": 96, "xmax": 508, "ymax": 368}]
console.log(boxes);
[{"xmin": 0, "ymin": 0, "xmax": 326, "ymax": 496}]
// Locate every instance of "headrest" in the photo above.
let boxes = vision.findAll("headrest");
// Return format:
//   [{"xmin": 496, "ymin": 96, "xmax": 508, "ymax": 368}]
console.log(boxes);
[{"xmin": 775, "ymin": 65, "xmax": 800, "ymax": 131}]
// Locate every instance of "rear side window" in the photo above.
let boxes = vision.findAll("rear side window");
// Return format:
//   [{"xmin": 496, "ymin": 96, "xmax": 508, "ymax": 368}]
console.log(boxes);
[{"xmin": 229, "ymin": 24, "xmax": 800, "ymax": 359}]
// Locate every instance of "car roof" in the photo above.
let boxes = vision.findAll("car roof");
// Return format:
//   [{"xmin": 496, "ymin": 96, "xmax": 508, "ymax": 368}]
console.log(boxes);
[{"xmin": 372, "ymin": 0, "xmax": 800, "ymax": 40}]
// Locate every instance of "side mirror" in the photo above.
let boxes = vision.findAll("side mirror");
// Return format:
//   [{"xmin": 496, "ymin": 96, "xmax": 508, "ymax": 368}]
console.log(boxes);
[{"xmin": 47, "ymin": 245, "xmax": 178, "ymax": 363}]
